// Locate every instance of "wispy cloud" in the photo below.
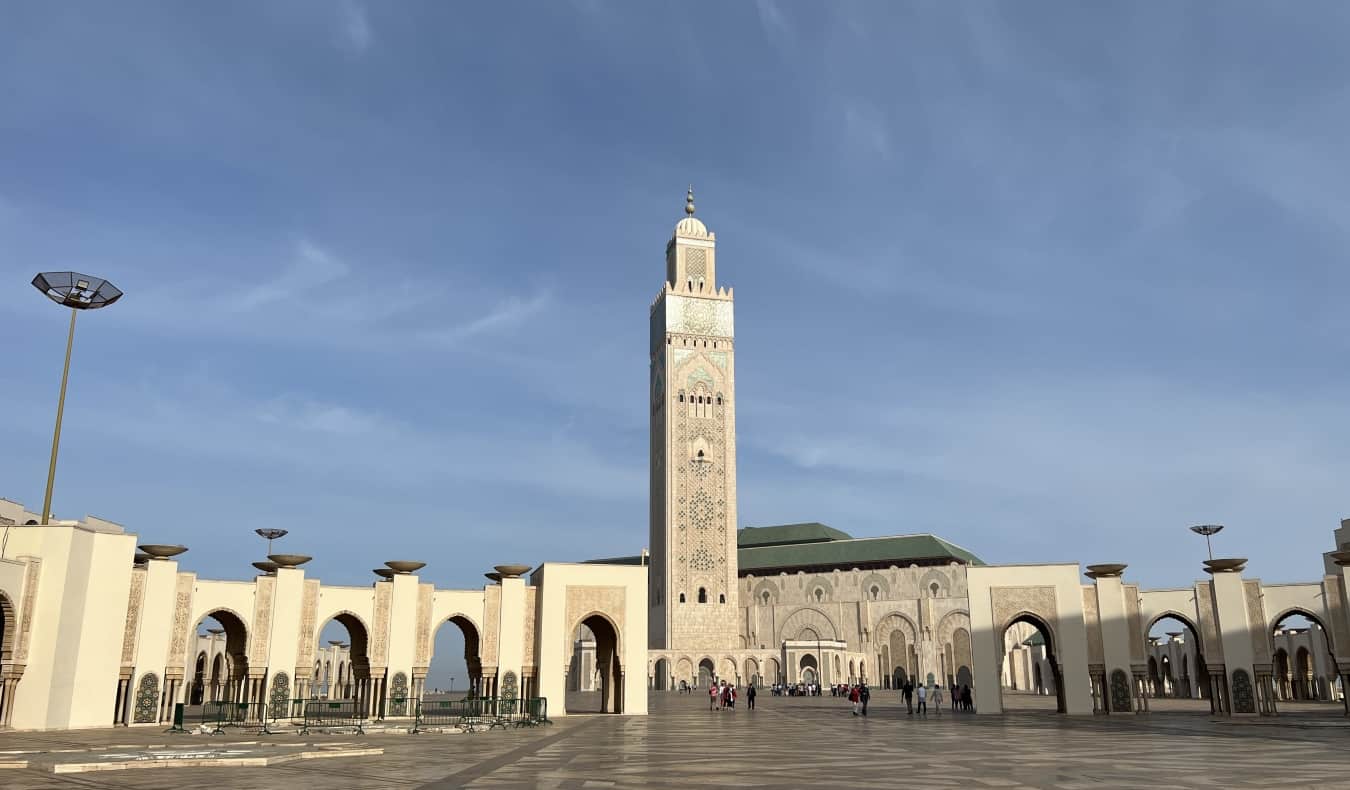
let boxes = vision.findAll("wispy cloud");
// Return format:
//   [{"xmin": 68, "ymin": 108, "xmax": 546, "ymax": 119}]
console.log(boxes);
[
  {"xmin": 755, "ymin": 0, "xmax": 791, "ymax": 48},
  {"xmin": 338, "ymin": 0, "xmax": 373, "ymax": 55},
  {"xmin": 229, "ymin": 239, "xmax": 350, "ymax": 312},
  {"xmin": 425, "ymin": 290, "xmax": 553, "ymax": 347},
  {"xmin": 255, "ymin": 395, "xmax": 389, "ymax": 436},
  {"xmin": 841, "ymin": 99, "xmax": 891, "ymax": 160}
]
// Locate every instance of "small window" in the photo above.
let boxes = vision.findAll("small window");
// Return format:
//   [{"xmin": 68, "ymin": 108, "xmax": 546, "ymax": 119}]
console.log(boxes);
[
  {"xmin": 679, "ymin": 592, "xmax": 686, "ymax": 603},
  {"xmin": 698, "ymin": 587, "xmax": 708, "ymax": 603},
  {"xmin": 870, "ymin": 585, "xmax": 880, "ymax": 601},
  {"xmin": 679, "ymin": 393, "xmax": 684, "ymax": 403},
  {"xmin": 718, "ymin": 593, "xmax": 725, "ymax": 604},
  {"xmin": 814, "ymin": 588, "xmax": 824, "ymax": 603},
  {"xmin": 930, "ymin": 582, "xmax": 940, "ymax": 597},
  {"xmin": 761, "ymin": 591, "xmax": 770, "ymax": 605}
]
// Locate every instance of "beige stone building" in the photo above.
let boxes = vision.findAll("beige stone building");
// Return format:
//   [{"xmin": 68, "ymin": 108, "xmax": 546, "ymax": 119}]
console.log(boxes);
[
  {"xmin": 3, "ymin": 194, "xmax": 1350, "ymax": 732},
  {"xmin": 0, "ymin": 498, "xmax": 647, "ymax": 730},
  {"xmin": 628, "ymin": 194, "xmax": 1350, "ymax": 720}
]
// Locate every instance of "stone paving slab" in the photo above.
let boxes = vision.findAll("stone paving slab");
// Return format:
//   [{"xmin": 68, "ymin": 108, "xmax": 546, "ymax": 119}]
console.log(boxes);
[
  {"xmin": 0, "ymin": 693, "xmax": 1348, "ymax": 788},
  {"xmin": 0, "ymin": 739, "xmax": 383, "ymax": 774}
]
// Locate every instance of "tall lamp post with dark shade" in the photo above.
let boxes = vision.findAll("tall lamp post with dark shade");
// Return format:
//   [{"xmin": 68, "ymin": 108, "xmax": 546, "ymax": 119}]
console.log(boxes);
[
  {"xmin": 255, "ymin": 528, "xmax": 289, "ymax": 554},
  {"xmin": 1189, "ymin": 524, "xmax": 1224, "ymax": 560},
  {"xmin": 31, "ymin": 272, "xmax": 123, "ymax": 525}
]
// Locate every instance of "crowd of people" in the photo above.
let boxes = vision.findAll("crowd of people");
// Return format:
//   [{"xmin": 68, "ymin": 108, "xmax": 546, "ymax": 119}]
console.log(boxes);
[
  {"xmin": 689, "ymin": 678, "xmax": 976, "ymax": 716},
  {"xmin": 706, "ymin": 679, "xmax": 756, "ymax": 711}
]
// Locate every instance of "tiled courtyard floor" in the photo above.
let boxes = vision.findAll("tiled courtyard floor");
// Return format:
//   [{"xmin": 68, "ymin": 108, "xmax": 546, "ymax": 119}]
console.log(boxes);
[{"xmin": 2, "ymin": 691, "xmax": 1348, "ymax": 789}]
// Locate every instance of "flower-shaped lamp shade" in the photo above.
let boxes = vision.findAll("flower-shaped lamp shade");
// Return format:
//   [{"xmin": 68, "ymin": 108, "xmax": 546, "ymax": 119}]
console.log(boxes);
[{"xmin": 32, "ymin": 272, "xmax": 123, "ymax": 310}]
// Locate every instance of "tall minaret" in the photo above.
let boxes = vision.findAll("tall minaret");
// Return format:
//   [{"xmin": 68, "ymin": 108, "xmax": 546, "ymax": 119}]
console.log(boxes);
[{"xmin": 649, "ymin": 187, "xmax": 740, "ymax": 651}]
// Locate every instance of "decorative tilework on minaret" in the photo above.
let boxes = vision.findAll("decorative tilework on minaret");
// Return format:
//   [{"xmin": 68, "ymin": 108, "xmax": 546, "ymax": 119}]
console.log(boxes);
[{"xmin": 649, "ymin": 188, "xmax": 740, "ymax": 651}]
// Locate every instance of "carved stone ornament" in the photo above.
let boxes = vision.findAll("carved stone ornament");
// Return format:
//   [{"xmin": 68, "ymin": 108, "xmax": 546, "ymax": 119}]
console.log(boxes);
[
  {"xmin": 414, "ymin": 583, "xmax": 433, "ymax": 666},
  {"xmin": 1110, "ymin": 669, "xmax": 1132, "ymax": 712},
  {"xmin": 390, "ymin": 672, "xmax": 409, "ymax": 716},
  {"xmin": 166, "ymin": 574, "xmax": 195, "ymax": 670},
  {"xmin": 133, "ymin": 673, "xmax": 159, "ymax": 723},
  {"xmin": 249, "ymin": 576, "xmax": 275, "ymax": 666},
  {"xmin": 15, "ymin": 558, "xmax": 41, "ymax": 662},
  {"xmin": 371, "ymin": 581, "xmax": 392, "ymax": 666},
  {"xmin": 121, "ymin": 568, "xmax": 147, "ymax": 666},
  {"xmin": 523, "ymin": 586, "xmax": 538, "ymax": 668},
  {"xmin": 991, "ymin": 586, "xmax": 1059, "ymax": 641},
  {"xmin": 295, "ymin": 580, "xmax": 320, "ymax": 676},
  {"xmin": 270, "ymin": 671, "xmax": 291, "ymax": 711},
  {"xmin": 1231, "ymin": 669, "xmax": 1256, "ymax": 714}
]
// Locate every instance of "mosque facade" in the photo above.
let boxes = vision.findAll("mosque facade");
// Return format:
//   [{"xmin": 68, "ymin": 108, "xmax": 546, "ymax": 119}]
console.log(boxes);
[
  {"xmin": 0, "ymin": 195, "xmax": 1349, "ymax": 731},
  {"xmin": 633, "ymin": 193, "xmax": 1350, "ymax": 718}
]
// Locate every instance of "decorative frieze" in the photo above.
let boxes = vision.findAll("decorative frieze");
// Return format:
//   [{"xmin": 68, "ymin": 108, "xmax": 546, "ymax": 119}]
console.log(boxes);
[
  {"xmin": 564, "ymin": 585, "xmax": 627, "ymax": 658},
  {"xmin": 121, "ymin": 568, "xmax": 146, "ymax": 666},
  {"xmin": 166, "ymin": 574, "xmax": 195, "ymax": 670},
  {"xmin": 523, "ymin": 586, "xmax": 538, "ymax": 669},
  {"xmin": 414, "ymin": 583, "xmax": 433, "ymax": 667},
  {"xmin": 370, "ymin": 582, "xmax": 392, "ymax": 667},
  {"xmin": 14, "ymin": 558, "xmax": 41, "ymax": 663},
  {"xmin": 990, "ymin": 585, "xmax": 1059, "ymax": 640},
  {"xmin": 295, "ymin": 579, "xmax": 320, "ymax": 677},
  {"xmin": 1196, "ymin": 582, "xmax": 1225, "ymax": 661},
  {"xmin": 1081, "ymin": 587, "xmax": 1104, "ymax": 665},
  {"xmin": 249, "ymin": 576, "xmax": 275, "ymax": 666}
]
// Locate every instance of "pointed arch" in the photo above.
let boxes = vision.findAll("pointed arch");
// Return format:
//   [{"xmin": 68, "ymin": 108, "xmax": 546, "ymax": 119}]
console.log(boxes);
[{"xmin": 779, "ymin": 607, "xmax": 838, "ymax": 642}]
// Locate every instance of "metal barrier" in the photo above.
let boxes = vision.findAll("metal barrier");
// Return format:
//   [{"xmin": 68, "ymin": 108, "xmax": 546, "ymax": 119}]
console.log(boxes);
[
  {"xmin": 300, "ymin": 699, "xmax": 366, "ymax": 735},
  {"xmin": 412, "ymin": 699, "xmax": 467, "ymax": 732},
  {"xmin": 520, "ymin": 697, "xmax": 552, "ymax": 727},
  {"xmin": 198, "ymin": 701, "xmax": 265, "ymax": 735},
  {"xmin": 412, "ymin": 697, "xmax": 551, "ymax": 733}
]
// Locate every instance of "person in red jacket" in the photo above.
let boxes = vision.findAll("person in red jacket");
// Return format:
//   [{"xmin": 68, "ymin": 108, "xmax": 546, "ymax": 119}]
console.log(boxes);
[{"xmin": 848, "ymin": 684, "xmax": 861, "ymax": 716}]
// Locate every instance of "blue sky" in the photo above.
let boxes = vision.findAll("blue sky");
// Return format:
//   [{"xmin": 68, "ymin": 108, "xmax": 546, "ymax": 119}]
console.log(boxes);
[{"xmin": 3, "ymin": 3, "xmax": 1349, "ymax": 681}]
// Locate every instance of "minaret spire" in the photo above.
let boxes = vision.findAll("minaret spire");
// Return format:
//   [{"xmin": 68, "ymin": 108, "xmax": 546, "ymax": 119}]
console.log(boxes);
[{"xmin": 685, "ymin": 185, "xmax": 695, "ymax": 216}]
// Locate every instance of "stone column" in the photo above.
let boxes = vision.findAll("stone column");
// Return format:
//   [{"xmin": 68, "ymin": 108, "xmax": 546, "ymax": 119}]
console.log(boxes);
[{"xmin": 1206, "ymin": 559, "xmax": 1259, "ymax": 716}]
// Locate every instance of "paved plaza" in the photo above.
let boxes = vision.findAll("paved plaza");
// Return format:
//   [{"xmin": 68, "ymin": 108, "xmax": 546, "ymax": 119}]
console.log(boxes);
[{"xmin": 2, "ymin": 692, "xmax": 1348, "ymax": 789}]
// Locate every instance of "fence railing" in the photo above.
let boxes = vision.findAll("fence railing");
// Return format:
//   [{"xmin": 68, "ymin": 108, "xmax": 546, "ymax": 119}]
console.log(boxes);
[
  {"xmin": 193, "ymin": 696, "xmax": 550, "ymax": 735},
  {"xmin": 412, "ymin": 697, "xmax": 551, "ymax": 733},
  {"xmin": 300, "ymin": 699, "xmax": 366, "ymax": 735},
  {"xmin": 198, "ymin": 701, "xmax": 267, "ymax": 734}
]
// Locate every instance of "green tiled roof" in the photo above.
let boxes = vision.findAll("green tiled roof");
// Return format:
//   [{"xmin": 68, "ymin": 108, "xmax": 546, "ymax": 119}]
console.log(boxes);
[
  {"xmin": 582, "ymin": 555, "xmax": 646, "ymax": 566},
  {"xmin": 737, "ymin": 532, "xmax": 983, "ymax": 572},
  {"xmin": 583, "ymin": 523, "xmax": 983, "ymax": 572},
  {"xmin": 737, "ymin": 522, "xmax": 852, "ymax": 548}
]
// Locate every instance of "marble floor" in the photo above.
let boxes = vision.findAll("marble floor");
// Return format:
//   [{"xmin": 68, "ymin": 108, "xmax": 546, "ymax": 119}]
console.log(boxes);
[{"xmin": 2, "ymin": 691, "xmax": 1348, "ymax": 789}]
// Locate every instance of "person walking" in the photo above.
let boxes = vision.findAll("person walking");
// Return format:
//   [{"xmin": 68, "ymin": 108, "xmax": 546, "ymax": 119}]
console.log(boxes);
[
  {"xmin": 709, "ymin": 682, "xmax": 718, "ymax": 711},
  {"xmin": 952, "ymin": 683, "xmax": 960, "ymax": 712},
  {"xmin": 903, "ymin": 680, "xmax": 914, "ymax": 715},
  {"xmin": 916, "ymin": 682, "xmax": 928, "ymax": 716},
  {"xmin": 848, "ymin": 684, "xmax": 861, "ymax": 716},
  {"xmin": 931, "ymin": 683, "xmax": 943, "ymax": 716},
  {"xmin": 747, "ymin": 683, "xmax": 756, "ymax": 710},
  {"xmin": 860, "ymin": 684, "xmax": 871, "ymax": 717}
]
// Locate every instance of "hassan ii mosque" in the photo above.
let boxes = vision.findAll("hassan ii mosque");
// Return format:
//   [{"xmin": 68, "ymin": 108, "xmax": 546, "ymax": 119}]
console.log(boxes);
[{"xmin": 0, "ymin": 191, "xmax": 1348, "ymax": 730}]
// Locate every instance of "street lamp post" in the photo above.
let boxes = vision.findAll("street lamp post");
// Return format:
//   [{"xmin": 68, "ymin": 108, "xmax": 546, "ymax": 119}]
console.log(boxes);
[
  {"xmin": 1189, "ymin": 524, "xmax": 1225, "ymax": 561},
  {"xmin": 255, "ymin": 528, "xmax": 289, "ymax": 555},
  {"xmin": 30, "ymin": 272, "xmax": 123, "ymax": 525}
]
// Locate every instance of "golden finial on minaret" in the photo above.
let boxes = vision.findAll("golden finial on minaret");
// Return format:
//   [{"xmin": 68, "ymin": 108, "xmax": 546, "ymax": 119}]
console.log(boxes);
[{"xmin": 685, "ymin": 185, "xmax": 695, "ymax": 216}]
